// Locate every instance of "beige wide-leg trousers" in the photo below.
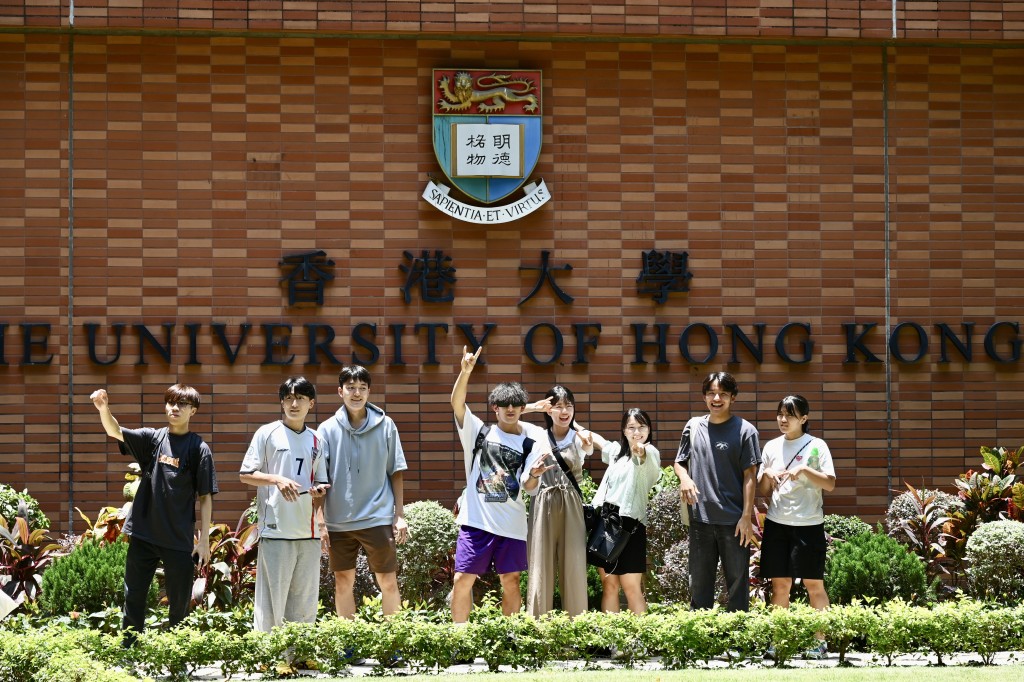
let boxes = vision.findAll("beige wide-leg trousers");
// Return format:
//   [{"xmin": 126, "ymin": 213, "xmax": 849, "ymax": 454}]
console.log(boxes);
[{"xmin": 526, "ymin": 485, "xmax": 588, "ymax": 617}]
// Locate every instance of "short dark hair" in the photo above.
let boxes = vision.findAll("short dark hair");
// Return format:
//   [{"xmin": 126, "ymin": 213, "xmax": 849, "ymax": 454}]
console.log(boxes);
[
  {"xmin": 702, "ymin": 371, "xmax": 738, "ymax": 396},
  {"xmin": 777, "ymin": 395, "xmax": 811, "ymax": 434},
  {"xmin": 338, "ymin": 365, "xmax": 372, "ymax": 388},
  {"xmin": 542, "ymin": 385, "xmax": 577, "ymax": 431},
  {"xmin": 488, "ymin": 382, "xmax": 528, "ymax": 408},
  {"xmin": 279, "ymin": 376, "xmax": 316, "ymax": 401},
  {"xmin": 164, "ymin": 384, "xmax": 201, "ymax": 410},
  {"xmin": 616, "ymin": 407, "xmax": 653, "ymax": 459}
]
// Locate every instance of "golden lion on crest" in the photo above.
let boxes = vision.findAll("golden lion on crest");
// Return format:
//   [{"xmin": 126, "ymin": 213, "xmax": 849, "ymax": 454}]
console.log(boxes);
[{"xmin": 437, "ymin": 71, "xmax": 539, "ymax": 113}]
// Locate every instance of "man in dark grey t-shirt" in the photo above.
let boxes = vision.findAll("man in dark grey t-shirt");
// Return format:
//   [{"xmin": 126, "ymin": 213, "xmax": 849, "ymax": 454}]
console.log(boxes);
[{"xmin": 674, "ymin": 371, "xmax": 761, "ymax": 611}]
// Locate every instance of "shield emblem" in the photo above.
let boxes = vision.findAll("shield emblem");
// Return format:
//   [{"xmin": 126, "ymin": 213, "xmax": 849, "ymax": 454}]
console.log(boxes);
[{"xmin": 432, "ymin": 69, "xmax": 543, "ymax": 205}]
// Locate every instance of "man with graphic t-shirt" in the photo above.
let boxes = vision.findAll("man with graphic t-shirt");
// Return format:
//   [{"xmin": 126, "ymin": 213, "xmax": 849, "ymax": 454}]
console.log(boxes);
[
  {"xmin": 90, "ymin": 384, "xmax": 218, "ymax": 646},
  {"xmin": 240, "ymin": 377, "xmax": 329, "ymax": 633},
  {"xmin": 449, "ymin": 346, "xmax": 554, "ymax": 623},
  {"xmin": 673, "ymin": 371, "xmax": 761, "ymax": 612}
]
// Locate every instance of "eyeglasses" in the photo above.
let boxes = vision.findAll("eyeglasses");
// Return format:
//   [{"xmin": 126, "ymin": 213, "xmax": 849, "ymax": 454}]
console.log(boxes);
[
  {"xmin": 704, "ymin": 391, "xmax": 732, "ymax": 398},
  {"xmin": 168, "ymin": 401, "xmax": 194, "ymax": 409}
]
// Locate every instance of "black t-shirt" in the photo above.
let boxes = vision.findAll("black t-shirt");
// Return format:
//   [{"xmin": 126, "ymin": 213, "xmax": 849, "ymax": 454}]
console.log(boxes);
[{"xmin": 120, "ymin": 427, "xmax": 219, "ymax": 552}]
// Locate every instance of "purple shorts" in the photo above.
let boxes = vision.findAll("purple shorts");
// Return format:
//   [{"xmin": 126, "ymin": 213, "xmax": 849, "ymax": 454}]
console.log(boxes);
[{"xmin": 454, "ymin": 525, "xmax": 527, "ymax": 575}]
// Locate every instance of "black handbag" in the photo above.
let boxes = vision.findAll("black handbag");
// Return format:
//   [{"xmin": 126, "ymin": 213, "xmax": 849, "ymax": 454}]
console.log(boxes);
[{"xmin": 586, "ymin": 504, "xmax": 634, "ymax": 565}]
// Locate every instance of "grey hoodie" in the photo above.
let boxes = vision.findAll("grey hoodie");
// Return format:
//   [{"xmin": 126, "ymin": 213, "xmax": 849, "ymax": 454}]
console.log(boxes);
[{"xmin": 318, "ymin": 402, "xmax": 407, "ymax": 532}]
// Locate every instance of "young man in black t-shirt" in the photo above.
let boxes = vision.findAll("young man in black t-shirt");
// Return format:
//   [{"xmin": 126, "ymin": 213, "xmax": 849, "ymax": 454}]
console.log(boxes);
[{"xmin": 90, "ymin": 384, "xmax": 218, "ymax": 645}]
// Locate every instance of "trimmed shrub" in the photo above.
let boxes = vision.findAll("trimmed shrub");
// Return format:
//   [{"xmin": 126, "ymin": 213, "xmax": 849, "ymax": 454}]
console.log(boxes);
[
  {"xmin": 395, "ymin": 499, "xmax": 459, "ymax": 607},
  {"xmin": 40, "ymin": 539, "xmax": 157, "ymax": 615},
  {"xmin": 653, "ymin": 540, "xmax": 690, "ymax": 606},
  {"xmin": 823, "ymin": 513, "xmax": 871, "ymax": 542},
  {"xmin": 0, "ymin": 484, "xmax": 49, "ymax": 530},
  {"xmin": 825, "ymin": 531, "xmax": 933, "ymax": 605},
  {"xmin": 965, "ymin": 519, "xmax": 1024, "ymax": 604}
]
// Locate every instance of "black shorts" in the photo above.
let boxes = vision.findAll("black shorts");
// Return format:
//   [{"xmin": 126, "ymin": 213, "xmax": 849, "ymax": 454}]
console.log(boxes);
[{"xmin": 759, "ymin": 518, "xmax": 826, "ymax": 580}]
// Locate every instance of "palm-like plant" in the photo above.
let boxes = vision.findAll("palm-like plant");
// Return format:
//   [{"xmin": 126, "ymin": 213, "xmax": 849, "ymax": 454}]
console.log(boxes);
[
  {"xmin": 0, "ymin": 514, "xmax": 63, "ymax": 604},
  {"xmin": 191, "ymin": 511, "xmax": 259, "ymax": 610}
]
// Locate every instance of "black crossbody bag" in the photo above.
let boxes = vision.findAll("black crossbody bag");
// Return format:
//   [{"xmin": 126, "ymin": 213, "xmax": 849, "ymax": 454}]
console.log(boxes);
[{"xmin": 546, "ymin": 430, "xmax": 597, "ymax": 534}]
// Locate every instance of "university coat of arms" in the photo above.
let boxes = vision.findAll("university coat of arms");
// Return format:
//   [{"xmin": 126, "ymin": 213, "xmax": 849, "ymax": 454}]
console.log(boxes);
[{"xmin": 423, "ymin": 69, "xmax": 550, "ymax": 224}]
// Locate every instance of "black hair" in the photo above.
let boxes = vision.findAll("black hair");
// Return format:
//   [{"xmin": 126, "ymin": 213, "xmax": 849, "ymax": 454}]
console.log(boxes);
[
  {"xmin": 164, "ymin": 384, "xmax": 201, "ymax": 410},
  {"xmin": 777, "ymin": 394, "xmax": 811, "ymax": 434},
  {"xmin": 338, "ymin": 365, "xmax": 372, "ymax": 388},
  {"xmin": 542, "ymin": 385, "xmax": 577, "ymax": 432},
  {"xmin": 702, "ymin": 371, "xmax": 738, "ymax": 397},
  {"xmin": 616, "ymin": 407, "xmax": 653, "ymax": 460},
  {"xmin": 488, "ymin": 382, "xmax": 528, "ymax": 408},
  {"xmin": 279, "ymin": 376, "xmax": 317, "ymax": 401}
]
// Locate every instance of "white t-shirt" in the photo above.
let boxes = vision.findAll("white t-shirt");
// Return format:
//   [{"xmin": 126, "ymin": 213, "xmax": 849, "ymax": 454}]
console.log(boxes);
[
  {"xmin": 456, "ymin": 407, "xmax": 549, "ymax": 541},
  {"xmin": 760, "ymin": 433, "xmax": 835, "ymax": 526},
  {"xmin": 241, "ymin": 421, "xmax": 329, "ymax": 540}
]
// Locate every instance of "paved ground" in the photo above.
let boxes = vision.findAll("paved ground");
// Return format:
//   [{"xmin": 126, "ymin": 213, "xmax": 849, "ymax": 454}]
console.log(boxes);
[{"xmin": 185, "ymin": 650, "xmax": 1022, "ymax": 679}]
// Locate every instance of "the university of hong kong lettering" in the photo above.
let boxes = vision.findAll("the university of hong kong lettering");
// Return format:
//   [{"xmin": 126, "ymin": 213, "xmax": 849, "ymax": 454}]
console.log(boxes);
[
  {"xmin": 20, "ymin": 251, "xmax": 1021, "ymax": 369},
  {"xmin": 279, "ymin": 250, "xmax": 335, "ymax": 306},
  {"xmin": 423, "ymin": 69, "xmax": 550, "ymax": 224},
  {"xmin": 636, "ymin": 250, "xmax": 694, "ymax": 304},
  {"xmin": 400, "ymin": 250, "xmax": 458, "ymax": 304}
]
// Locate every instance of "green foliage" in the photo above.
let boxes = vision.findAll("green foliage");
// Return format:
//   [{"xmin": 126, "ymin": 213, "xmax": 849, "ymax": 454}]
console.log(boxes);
[
  {"xmin": 4, "ymin": 602, "xmax": 1024, "ymax": 673},
  {"xmin": 825, "ymin": 530, "xmax": 934, "ymax": 605},
  {"xmin": 40, "ymin": 539, "xmax": 156, "ymax": 616},
  {"xmin": 823, "ymin": 513, "xmax": 872, "ymax": 542},
  {"xmin": 467, "ymin": 598, "xmax": 548, "ymax": 671},
  {"xmin": 820, "ymin": 602, "xmax": 879, "ymax": 665},
  {"xmin": 944, "ymin": 445, "xmax": 1024, "ymax": 580},
  {"xmin": 395, "ymin": 500, "xmax": 459, "ymax": 608},
  {"xmin": 0, "ymin": 486, "xmax": 49, "ymax": 531},
  {"xmin": 758, "ymin": 603, "xmax": 822, "ymax": 667},
  {"xmin": 965, "ymin": 519, "xmax": 1024, "ymax": 604}
]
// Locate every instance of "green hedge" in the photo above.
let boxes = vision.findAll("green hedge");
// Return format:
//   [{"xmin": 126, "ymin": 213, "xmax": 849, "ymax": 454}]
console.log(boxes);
[{"xmin": 2, "ymin": 600, "xmax": 1023, "ymax": 678}]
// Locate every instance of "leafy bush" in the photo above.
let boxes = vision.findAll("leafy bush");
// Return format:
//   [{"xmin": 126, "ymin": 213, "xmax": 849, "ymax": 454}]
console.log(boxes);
[
  {"xmin": 653, "ymin": 540, "xmax": 690, "ymax": 605},
  {"xmin": 885, "ymin": 487, "xmax": 962, "ymax": 537},
  {"xmin": 5, "ymin": 603, "xmax": 1024, "ymax": 673},
  {"xmin": 191, "ymin": 513, "xmax": 258, "ymax": 610},
  {"xmin": 0, "ymin": 516, "xmax": 62, "ymax": 604},
  {"xmin": 319, "ymin": 551, "xmax": 377, "ymax": 611},
  {"xmin": 395, "ymin": 500, "xmax": 459, "ymax": 607},
  {"xmin": 823, "ymin": 513, "xmax": 872, "ymax": 542},
  {"xmin": 965, "ymin": 519, "xmax": 1024, "ymax": 604},
  {"xmin": 825, "ymin": 531, "xmax": 934, "ymax": 605},
  {"xmin": 0, "ymin": 485, "xmax": 49, "ymax": 531},
  {"xmin": 944, "ymin": 445, "xmax": 1024, "ymax": 574},
  {"xmin": 40, "ymin": 539, "xmax": 156, "ymax": 616}
]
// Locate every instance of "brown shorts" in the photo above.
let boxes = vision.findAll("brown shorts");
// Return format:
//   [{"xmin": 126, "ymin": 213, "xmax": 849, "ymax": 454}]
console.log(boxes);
[{"xmin": 327, "ymin": 525, "xmax": 397, "ymax": 574}]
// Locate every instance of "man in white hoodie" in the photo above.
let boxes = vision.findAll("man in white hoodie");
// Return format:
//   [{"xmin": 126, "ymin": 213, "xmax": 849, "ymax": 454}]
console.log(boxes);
[{"xmin": 317, "ymin": 365, "xmax": 408, "ymax": 617}]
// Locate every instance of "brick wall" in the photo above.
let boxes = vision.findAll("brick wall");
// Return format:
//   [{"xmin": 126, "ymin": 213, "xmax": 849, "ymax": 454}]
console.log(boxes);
[
  {"xmin": 2, "ymin": 2, "xmax": 1023, "ymax": 40},
  {"xmin": 0, "ymin": 11, "xmax": 1022, "ymax": 532}
]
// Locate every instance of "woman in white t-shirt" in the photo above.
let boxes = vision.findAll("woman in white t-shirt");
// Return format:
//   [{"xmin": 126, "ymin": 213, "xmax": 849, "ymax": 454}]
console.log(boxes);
[{"xmin": 757, "ymin": 395, "xmax": 836, "ymax": 659}]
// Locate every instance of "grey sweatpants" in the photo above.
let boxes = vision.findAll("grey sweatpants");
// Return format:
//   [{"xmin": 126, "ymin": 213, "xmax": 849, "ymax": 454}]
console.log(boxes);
[{"xmin": 254, "ymin": 538, "xmax": 322, "ymax": 632}]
